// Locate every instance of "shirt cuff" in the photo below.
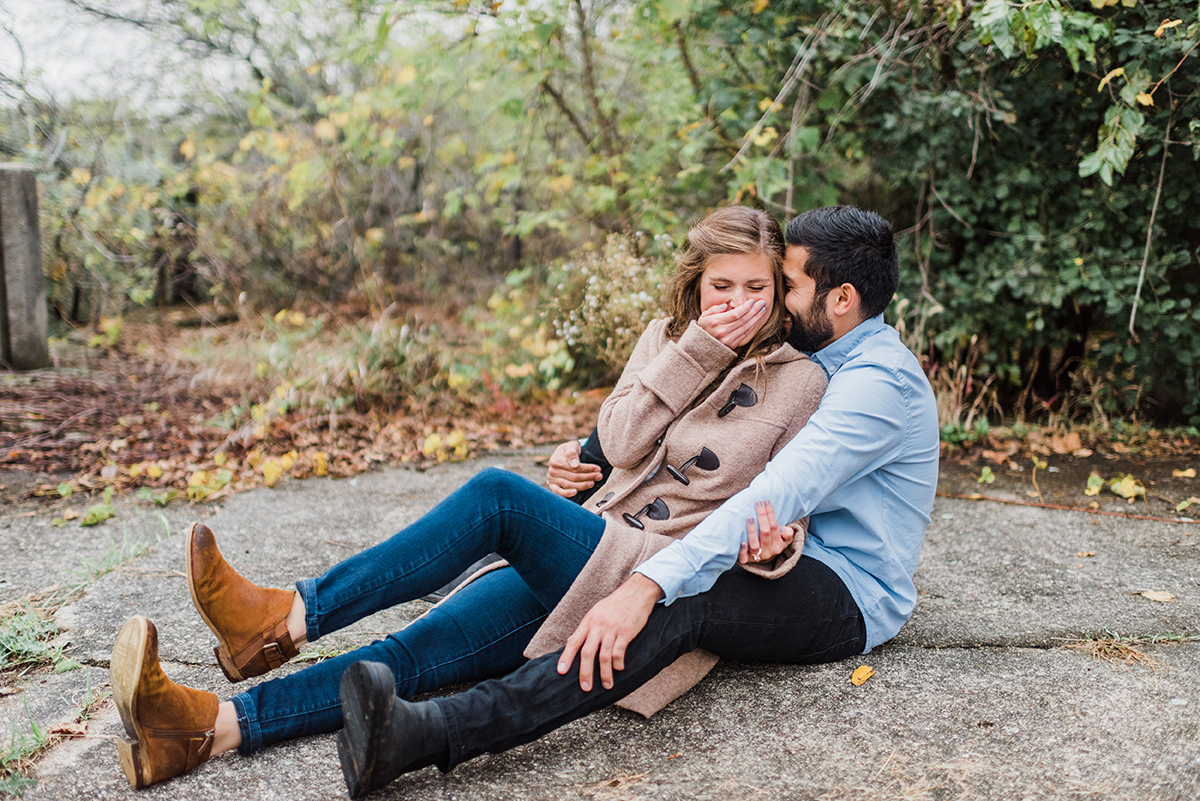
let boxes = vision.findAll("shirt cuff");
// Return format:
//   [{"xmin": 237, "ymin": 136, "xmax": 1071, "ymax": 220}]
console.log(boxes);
[{"xmin": 632, "ymin": 565, "xmax": 684, "ymax": 605}]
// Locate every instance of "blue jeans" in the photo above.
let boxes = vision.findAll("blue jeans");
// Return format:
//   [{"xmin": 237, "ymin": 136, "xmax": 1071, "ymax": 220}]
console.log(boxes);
[{"xmin": 230, "ymin": 468, "xmax": 606, "ymax": 754}]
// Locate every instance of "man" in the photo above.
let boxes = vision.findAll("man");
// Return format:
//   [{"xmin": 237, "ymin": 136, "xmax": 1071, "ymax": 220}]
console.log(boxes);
[{"xmin": 337, "ymin": 205, "xmax": 941, "ymax": 797}]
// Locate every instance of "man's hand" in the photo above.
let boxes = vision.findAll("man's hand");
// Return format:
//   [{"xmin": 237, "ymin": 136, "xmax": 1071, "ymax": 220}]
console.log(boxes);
[
  {"xmin": 697, "ymin": 299, "xmax": 768, "ymax": 350},
  {"xmin": 558, "ymin": 573, "xmax": 664, "ymax": 691},
  {"xmin": 547, "ymin": 440, "xmax": 604, "ymax": 498},
  {"xmin": 738, "ymin": 500, "xmax": 795, "ymax": 564}
]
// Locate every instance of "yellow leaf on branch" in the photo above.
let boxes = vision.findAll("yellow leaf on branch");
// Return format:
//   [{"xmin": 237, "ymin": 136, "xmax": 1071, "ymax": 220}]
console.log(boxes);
[
  {"xmin": 1155, "ymin": 19, "xmax": 1182, "ymax": 37},
  {"xmin": 1097, "ymin": 67, "xmax": 1125, "ymax": 92}
]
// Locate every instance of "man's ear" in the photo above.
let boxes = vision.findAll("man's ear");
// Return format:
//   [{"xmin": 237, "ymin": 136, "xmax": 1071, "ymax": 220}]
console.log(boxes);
[{"xmin": 829, "ymin": 282, "xmax": 860, "ymax": 321}]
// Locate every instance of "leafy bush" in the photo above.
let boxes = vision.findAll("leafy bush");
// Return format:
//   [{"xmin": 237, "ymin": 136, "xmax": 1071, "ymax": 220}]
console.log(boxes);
[{"xmin": 545, "ymin": 234, "xmax": 669, "ymax": 385}]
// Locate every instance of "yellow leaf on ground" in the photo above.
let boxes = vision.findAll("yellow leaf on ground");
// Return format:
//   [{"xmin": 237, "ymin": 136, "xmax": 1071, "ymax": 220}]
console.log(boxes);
[
  {"xmin": 1173, "ymin": 468, "xmax": 1196, "ymax": 478},
  {"xmin": 280, "ymin": 450, "xmax": 299, "ymax": 471},
  {"xmin": 1085, "ymin": 472, "xmax": 1104, "ymax": 496},
  {"xmin": 422, "ymin": 433, "xmax": 443, "ymax": 458},
  {"xmin": 313, "ymin": 451, "xmax": 328, "ymax": 477},
  {"xmin": 1176, "ymin": 497, "xmax": 1200, "ymax": 512},
  {"xmin": 1141, "ymin": 591, "xmax": 1174, "ymax": 603},
  {"xmin": 1109, "ymin": 474, "xmax": 1144, "ymax": 499},
  {"xmin": 263, "ymin": 460, "xmax": 283, "ymax": 488},
  {"xmin": 1075, "ymin": 551, "xmax": 1096, "ymax": 557},
  {"xmin": 850, "ymin": 665, "xmax": 875, "ymax": 686}
]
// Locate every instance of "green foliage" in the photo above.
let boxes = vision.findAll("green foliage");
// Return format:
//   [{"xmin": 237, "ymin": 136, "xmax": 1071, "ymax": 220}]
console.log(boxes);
[
  {"xmin": 80, "ymin": 487, "xmax": 115, "ymax": 527},
  {"xmin": 1, "ymin": 704, "xmax": 47, "ymax": 797},
  {"xmin": 0, "ymin": 608, "xmax": 63, "ymax": 670},
  {"xmin": 8, "ymin": 0, "xmax": 1200, "ymax": 425}
]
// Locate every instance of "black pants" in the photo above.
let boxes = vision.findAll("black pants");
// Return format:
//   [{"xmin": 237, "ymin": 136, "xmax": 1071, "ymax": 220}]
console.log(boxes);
[{"xmin": 433, "ymin": 555, "xmax": 865, "ymax": 769}]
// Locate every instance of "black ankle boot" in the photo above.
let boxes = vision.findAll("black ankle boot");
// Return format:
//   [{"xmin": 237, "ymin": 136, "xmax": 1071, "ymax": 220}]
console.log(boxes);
[{"xmin": 337, "ymin": 661, "xmax": 450, "ymax": 798}]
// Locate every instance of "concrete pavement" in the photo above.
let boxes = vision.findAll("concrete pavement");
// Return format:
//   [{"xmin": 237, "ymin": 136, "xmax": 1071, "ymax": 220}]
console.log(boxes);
[{"xmin": 2, "ymin": 450, "xmax": 1198, "ymax": 800}]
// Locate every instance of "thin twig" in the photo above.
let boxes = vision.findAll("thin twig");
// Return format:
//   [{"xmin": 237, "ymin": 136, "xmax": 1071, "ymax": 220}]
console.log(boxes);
[
  {"xmin": 721, "ymin": 13, "xmax": 834, "ymax": 173},
  {"xmin": 10, "ymin": 408, "xmax": 101, "ymax": 448},
  {"xmin": 1129, "ymin": 115, "xmax": 1171, "ymax": 340}
]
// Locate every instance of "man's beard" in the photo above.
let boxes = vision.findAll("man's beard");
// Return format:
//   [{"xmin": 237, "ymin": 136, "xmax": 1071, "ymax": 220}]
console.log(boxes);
[{"xmin": 786, "ymin": 305, "xmax": 834, "ymax": 353}]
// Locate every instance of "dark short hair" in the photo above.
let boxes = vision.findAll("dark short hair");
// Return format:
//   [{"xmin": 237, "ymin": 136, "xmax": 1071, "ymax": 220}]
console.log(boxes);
[{"xmin": 784, "ymin": 206, "xmax": 899, "ymax": 319}]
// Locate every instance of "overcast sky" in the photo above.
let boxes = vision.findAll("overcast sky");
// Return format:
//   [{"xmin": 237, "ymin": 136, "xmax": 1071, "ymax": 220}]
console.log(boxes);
[{"xmin": 0, "ymin": 0, "xmax": 200, "ymax": 107}]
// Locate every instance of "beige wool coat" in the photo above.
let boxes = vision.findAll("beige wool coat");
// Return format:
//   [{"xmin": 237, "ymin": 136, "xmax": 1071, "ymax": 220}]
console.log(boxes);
[{"xmin": 520, "ymin": 317, "xmax": 828, "ymax": 716}]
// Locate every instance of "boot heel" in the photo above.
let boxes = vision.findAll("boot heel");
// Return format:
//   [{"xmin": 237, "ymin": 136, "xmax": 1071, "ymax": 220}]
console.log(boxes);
[
  {"xmin": 117, "ymin": 736, "xmax": 146, "ymax": 789},
  {"xmin": 214, "ymin": 644, "xmax": 245, "ymax": 682}
]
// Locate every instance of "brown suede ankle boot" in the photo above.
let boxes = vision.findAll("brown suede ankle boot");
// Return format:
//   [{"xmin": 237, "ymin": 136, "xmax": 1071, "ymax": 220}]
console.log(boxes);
[
  {"xmin": 111, "ymin": 616, "xmax": 219, "ymax": 789},
  {"xmin": 186, "ymin": 523, "xmax": 300, "ymax": 682}
]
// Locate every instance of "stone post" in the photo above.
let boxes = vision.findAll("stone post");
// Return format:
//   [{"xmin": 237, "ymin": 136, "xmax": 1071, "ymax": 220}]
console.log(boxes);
[{"xmin": 0, "ymin": 163, "xmax": 50, "ymax": 370}]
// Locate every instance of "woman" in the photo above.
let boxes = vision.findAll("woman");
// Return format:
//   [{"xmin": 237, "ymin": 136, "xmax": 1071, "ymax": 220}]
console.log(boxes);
[{"xmin": 109, "ymin": 206, "xmax": 828, "ymax": 789}]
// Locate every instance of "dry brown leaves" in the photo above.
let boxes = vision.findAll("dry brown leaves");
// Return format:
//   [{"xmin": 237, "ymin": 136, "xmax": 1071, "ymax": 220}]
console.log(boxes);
[{"xmin": 1, "ymin": 334, "xmax": 606, "ymax": 505}]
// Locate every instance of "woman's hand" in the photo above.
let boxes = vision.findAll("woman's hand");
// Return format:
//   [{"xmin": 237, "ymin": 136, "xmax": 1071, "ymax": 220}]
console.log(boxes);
[
  {"xmin": 547, "ymin": 440, "xmax": 604, "ymax": 498},
  {"xmin": 739, "ymin": 500, "xmax": 796, "ymax": 564},
  {"xmin": 697, "ymin": 298, "xmax": 768, "ymax": 350}
]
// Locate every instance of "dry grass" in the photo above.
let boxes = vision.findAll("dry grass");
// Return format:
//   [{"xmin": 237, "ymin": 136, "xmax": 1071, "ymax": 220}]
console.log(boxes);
[{"xmin": 1060, "ymin": 637, "xmax": 1159, "ymax": 670}]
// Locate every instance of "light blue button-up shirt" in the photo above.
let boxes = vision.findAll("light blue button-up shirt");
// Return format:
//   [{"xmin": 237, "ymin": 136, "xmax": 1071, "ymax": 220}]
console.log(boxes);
[{"xmin": 634, "ymin": 314, "xmax": 940, "ymax": 652}]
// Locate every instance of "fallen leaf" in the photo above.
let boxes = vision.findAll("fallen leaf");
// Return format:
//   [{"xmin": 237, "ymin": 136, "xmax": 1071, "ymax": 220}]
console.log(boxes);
[
  {"xmin": 1173, "ymin": 468, "xmax": 1196, "ymax": 478},
  {"xmin": 49, "ymin": 721, "xmax": 88, "ymax": 736},
  {"xmin": 1141, "ymin": 591, "xmax": 1175, "ymax": 603},
  {"xmin": 0, "ymin": 686, "xmax": 18, "ymax": 697},
  {"xmin": 977, "ymin": 466, "xmax": 996, "ymax": 484},
  {"xmin": 850, "ymin": 665, "xmax": 875, "ymax": 686},
  {"xmin": 1176, "ymin": 497, "xmax": 1200, "ymax": 512},
  {"xmin": 1109, "ymin": 474, "xmax": 1145, "ymax": 500},
  {"xmin": 263, "ymin": 460, "xmax": 283, "ymax": 488},
  {"xmin": 1085, "ymin": 473, "xmax": 1104, "ymax": 496},
  {"xmin": 1051, "ymin": 432, "xmax": 1082, "ymax": 454},
  {"xmin": 63, "ymin": 509, "xmax": 79, "ymax": 520},
  {"xmin": 1075, "ymin": 551, "xmax": 1096, "ymax": 558}
]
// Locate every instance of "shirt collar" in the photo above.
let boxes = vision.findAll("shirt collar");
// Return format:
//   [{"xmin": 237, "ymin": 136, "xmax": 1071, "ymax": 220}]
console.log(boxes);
[{"xmin": 809, "ymin": 313, "xmax": 888, "ymax": 377}]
